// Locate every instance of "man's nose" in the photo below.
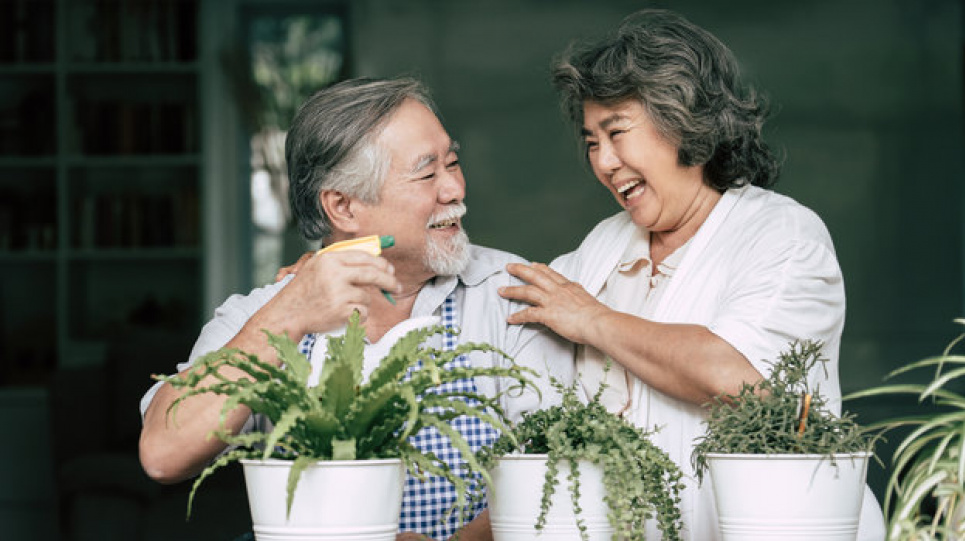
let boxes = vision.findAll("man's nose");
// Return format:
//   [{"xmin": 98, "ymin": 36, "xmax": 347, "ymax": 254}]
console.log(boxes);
[{"xmin": 439, "ymin": 169, "xmax": 465, "ymax": 203}]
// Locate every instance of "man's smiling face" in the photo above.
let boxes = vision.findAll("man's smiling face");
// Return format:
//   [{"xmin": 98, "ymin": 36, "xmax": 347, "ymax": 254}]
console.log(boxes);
[{"xmin": 354, "ymin": 99, "xmax": 469, "ymax": 280}]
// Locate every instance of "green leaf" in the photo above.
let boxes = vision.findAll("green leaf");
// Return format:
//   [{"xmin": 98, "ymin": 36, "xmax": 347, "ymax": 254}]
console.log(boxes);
[
  {"xmin": 186, "ymin": 447, "xmax": 260, "ymax": 518},
  {"xmin": 285, "ymin": 456, "xmax": 316, "ymax": 518},
  {"xmin": 316, "ymin": 312, "xmax": 364, "ymax": 392},
  {"xmin": 332, "ymin": 438, "xmax": 356, "ymax": 460},
  {"xmin": 343, "ymin": 381, "xmax": 404, "ymax": 440},
  {"xmin": 262, "ymin": 406, "xmax": 309, "ymax": 460},
  {"xmin": 363, "ymin": 350, "xmax": 418, "ymax": 395},
  {"xmin": 210, "ymin": 430, "xmax": 268, "ymax": 449},
  {"xmin": 302, "ymin": 408, "xmax": 341, "ymax": 443},
  {"xmin": 266, "ymin": 330, "xmax": 311, "ymax": 384},
  {"xmin": 317, "ymin": 359, "xmax": 358, "ymax": 421},
  {"xmin": 355, "ymin": 409, "xmax": 408, "ymax": 458},
  {"xmin": 395, "ymin": 385, "xmax": 421, "ymax": 442},
  {"xmin": 313, "ymin": 314, "xmax": 366, "ymax": 420},
  {"xmin": 365, "ymin": 324, "xmax": 446, "ymax": 391}
]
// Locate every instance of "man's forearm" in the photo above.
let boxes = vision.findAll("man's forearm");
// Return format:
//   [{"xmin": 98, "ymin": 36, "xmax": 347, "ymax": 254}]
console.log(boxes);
[{"xmin": 450, "ymin": 510, "xmax": 492, "ymax": 541}]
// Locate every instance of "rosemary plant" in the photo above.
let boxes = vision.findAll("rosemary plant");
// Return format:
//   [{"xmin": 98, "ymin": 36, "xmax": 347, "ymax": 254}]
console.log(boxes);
[
  {"xmin": 692, "ymin": 339, "xmax": 875, "ymax": 482},
  {"xmin": 155, "ymin": 311, "xmax": 537, "ymax": 521},
  {"xmin": 478, "ymin": 376, "xmax": 684, "ymax": 541},
  {"xmin": 846, "ymin": 318, "xmax": 965, "ymax": 541}
]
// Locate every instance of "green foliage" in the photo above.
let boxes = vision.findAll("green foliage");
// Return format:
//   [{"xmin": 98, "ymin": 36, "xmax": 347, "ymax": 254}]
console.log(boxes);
[
  {"xmin": 248, "ymin": 15, "xmax": 345, "ymax": 132},
  {"xmin": 156, "ymin": 312, "xmax": 537, "ymax": 521},
  {"xmin": 478, "ymin": 376, "xmax": 684, "ymax": 541},
  {"xmin": 846, "ymin": 318, "xmax": 965, "ymax": 540},
  {"xmin": 692, "ymin": 340, "xmax": 875, "ymax": 482}
]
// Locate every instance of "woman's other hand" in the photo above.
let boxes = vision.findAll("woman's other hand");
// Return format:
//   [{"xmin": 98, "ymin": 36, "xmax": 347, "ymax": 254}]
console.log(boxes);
[
  {"xmin": 499, "ymin": 262, "xmax": 609, "ymax": 345},
  {"xmin": 275, "ymin": 251, "xmax": 314, "ymax": 282}
]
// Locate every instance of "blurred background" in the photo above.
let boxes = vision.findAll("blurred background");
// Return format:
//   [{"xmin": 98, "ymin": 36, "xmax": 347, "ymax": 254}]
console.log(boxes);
[{"xmin": 0, "ymin": 0, "xmax": 961, "ymax": 539}]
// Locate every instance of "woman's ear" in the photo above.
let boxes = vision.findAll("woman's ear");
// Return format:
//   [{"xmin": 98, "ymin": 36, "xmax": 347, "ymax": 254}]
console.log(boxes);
[{"xmin": 320, "ymin": 190, "xmax": 360, "ymax": 234}]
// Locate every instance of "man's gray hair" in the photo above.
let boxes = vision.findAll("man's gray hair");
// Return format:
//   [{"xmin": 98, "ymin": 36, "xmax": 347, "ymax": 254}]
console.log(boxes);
[{"xmin": 286, "ymin": 77, "xmax": 438, "ymax": 241}]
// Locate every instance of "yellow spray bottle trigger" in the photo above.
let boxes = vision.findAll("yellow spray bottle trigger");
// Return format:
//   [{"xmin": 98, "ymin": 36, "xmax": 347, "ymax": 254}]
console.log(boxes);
[
  {"xmin": 317, "ymin": 235, "xmax": 395, "ymax": 256},
  {"xmin": 316, "ymin": 235, "xmax": 397, "ymax": 305}
]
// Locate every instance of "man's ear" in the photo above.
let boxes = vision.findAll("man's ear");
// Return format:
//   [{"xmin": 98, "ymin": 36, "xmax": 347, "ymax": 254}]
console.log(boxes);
[{"xmin": 320, "ymin": 190, "xmax": 360, "ymax": 234}]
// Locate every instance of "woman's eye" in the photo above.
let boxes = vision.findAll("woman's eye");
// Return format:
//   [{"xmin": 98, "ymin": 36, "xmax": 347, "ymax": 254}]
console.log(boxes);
[
  {"xmin": 585, "ymin": 141, "xmax": 599, "ymax": 151},
  {"xmin": 609, "ymin": 129, "xmax": 625, "ymax": 138}
]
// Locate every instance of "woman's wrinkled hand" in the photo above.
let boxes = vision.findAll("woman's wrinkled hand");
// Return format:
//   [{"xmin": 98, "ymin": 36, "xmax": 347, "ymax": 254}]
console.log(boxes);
[
  {"xmin": 275, "ymin": 251, "xmax": 314, "ymax": 282},
  {"xmin": 498, "ymin": 262, "xmax": 609, "ymax": 345}
]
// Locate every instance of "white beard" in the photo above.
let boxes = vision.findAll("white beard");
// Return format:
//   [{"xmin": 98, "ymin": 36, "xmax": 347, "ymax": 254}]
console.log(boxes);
[{"xmin": 424, "ymin": 228, "xmax": 470, "ymax": 276}]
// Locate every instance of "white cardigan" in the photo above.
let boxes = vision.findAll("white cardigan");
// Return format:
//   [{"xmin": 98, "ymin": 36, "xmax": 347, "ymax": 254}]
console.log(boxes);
[{"xmin": 552, "ymin": 185, "xmax": 882, "ymax": 540}]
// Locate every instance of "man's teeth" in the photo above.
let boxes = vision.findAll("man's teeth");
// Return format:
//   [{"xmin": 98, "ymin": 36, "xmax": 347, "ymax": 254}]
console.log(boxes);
[{"xmin": 430, "ymin": 219, "xmax": 458, "ymax": 229}]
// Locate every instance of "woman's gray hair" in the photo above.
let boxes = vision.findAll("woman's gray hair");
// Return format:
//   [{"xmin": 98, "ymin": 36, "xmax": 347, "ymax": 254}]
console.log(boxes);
[
  {"xmin": 286, "ymin": 77, "xmax": 438, "ymax": 241},
  {"xmin": 553, "ymin": 9, "xmax": 780, "ymax": 189}
]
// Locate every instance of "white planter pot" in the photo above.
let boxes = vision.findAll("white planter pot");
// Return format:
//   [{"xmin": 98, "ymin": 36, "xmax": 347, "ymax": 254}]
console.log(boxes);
[
  {"xmin": 240, "ymin": 458, "xmax": 404, "ymax": 541},
  {"xmin": 487, "ymin": 454, "xmax": 614, "ymax": 541},
  {"xmin": 707, "ymin": 452, "xmax": 870, "ymax": 541}
]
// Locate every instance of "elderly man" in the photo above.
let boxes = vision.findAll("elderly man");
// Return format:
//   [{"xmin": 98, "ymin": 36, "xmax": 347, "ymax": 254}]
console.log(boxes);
[{"xmin": 138, "ymin": 77, "xmax": 573, "ymax": 540}]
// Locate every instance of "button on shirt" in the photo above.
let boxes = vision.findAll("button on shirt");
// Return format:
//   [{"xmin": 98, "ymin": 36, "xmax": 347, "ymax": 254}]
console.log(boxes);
[{"xmin": 577, "ymin": 228, "xmax": 691, "ymax": 416}]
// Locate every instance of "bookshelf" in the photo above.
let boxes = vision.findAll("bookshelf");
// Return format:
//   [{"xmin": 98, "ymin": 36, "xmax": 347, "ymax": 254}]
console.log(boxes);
[{"xmin": 0, "ymin": 0, "xmax": 204, "ymax": 386}]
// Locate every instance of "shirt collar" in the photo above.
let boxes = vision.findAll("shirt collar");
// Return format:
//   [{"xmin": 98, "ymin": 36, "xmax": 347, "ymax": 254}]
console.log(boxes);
[
  {"xmin": 616, "ymin": 229, "xmax": 692, "ymax": 276},
  {"xmin": 458, "ymin": 245, "xmax": 503, "ymax": 286},
  {"xmin": 617, "ymin": 227, "xmax": 652, "ymax": 273},
  {"xmin": 411, "ymin": 245, "xmax": 500, "ymax": 315}
]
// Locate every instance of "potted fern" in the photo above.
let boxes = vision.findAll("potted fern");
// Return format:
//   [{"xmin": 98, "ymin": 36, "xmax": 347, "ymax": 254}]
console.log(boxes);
[
  {"xmin": 477, "ymin": 376, "xmax": 685, "ymax": 541},
  {"xmin": 692, "ymin": 339, "xmax": 877, "ymax": 541},
  {"xmin": 155, "ymin": 312, "xmax": 537, "ymax": 541},
  {"xmin": 845, "ymin": 317, "xmax": 965, "ymax": 540}
]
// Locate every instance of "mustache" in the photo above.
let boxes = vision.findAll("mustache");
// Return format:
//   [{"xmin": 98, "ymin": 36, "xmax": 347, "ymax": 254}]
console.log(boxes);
[{"xmin": 426, "ymin": 202, "xmax": 467, "ymax": 227}]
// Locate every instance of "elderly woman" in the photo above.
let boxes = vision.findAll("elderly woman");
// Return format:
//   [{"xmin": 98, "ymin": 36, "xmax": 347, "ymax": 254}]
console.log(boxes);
[{"xmin": 498, "ymin": 9, "xmax": 885, "ymax": 541}]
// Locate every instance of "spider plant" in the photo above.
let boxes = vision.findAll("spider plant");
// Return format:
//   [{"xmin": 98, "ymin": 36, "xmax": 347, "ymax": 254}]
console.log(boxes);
[
  {"xmin": 155, "ymin": 311, "xmax": 537, "ymax": 521},
  {"xmin": 846, "ymin": 318, "xmax": 965, "ymax": 540}
]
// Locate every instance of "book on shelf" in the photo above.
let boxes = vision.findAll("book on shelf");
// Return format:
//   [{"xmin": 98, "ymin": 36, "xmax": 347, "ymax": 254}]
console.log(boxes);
[
  {"xmin": 66, "ymin": 0, "xmax": 197, "ymax": 63},
  {"xmin": 0, "ymin": 85, "xmax": 56, "ymax": 157},
  {"xmin": 0, "ymin": 188, "xmax": 57, "ymax": 252},
  {"xmin": 73, "ymin": 187, "xmax": 198, "ymax": 250},
  {"xmin": 0, "ymin": 0, "xmax": 55, "ymax": 64},
  {"xmin": 73, "ymin": 98, "xmax": 197, "ymax": 155}
]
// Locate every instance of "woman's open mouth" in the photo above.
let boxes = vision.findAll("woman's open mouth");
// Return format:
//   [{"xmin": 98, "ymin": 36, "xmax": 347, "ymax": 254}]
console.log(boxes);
[{"xmin": 618, "ymin": 179, "xmax": 645, "ymax": 202}]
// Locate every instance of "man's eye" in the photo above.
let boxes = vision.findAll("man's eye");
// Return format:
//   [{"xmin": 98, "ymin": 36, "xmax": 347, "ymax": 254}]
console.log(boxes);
[
  {"xmin": 609, "ymin": 129, "xmax": 625, "ymax": 138},
  {"xmin": 420, "ymin": 173, "xmax": 435, "ymax": 180},
  {"xmin": 446, "ymin": 160, "xmax": 460, "ymax": 169}
]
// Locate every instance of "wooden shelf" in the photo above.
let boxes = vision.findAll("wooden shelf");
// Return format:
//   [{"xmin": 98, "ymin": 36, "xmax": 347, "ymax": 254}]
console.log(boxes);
[{"xmin": 0, "ymin": 0, "xmax": 204, "ymax": 386}]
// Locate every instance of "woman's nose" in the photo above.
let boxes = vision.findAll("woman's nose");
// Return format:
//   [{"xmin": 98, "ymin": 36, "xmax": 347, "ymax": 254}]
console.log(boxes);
[{"xmin": 597, "ymin": 140, "xmax": 622, "ymax": 172}]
